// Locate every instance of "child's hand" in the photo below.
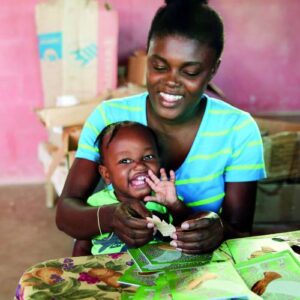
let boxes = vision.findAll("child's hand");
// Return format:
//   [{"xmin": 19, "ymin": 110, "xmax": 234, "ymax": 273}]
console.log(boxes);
[
  {"xmin": 144, "ymin": 168, "xmax": 178, "ymax": 208},
  {"xmin": 112, "ymin": 200, "xmax": 154, "ymax": 247}
]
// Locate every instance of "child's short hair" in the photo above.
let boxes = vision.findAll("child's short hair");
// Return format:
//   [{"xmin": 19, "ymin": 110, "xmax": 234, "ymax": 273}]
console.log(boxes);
[
  {"xmin": 94, "ymin": 121, "xmax": 160, "ymax": 164},
  {"xmin": 147, "ymin": 0, "xmax": 224, "ymax": 59}
]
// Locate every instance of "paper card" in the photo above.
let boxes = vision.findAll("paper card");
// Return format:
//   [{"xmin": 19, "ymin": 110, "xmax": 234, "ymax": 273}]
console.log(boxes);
[
  {"xmin": 226, "ymin": 236, "xmax": 294, "ymax": 264},
  {"xmin": 166, "ymin": 261, "xmax": 261, "ymax": 300},
  {"xmin": 147, "ymin": 215, "xmax": 176, "ymax": 237},
  {"xmin": 132, "ymin": 284, "xmax": 172, "ymax": 300},
  {"xmin": 139, "ymin": 242, "xmax": 213, "ymax": 266},
  {"xmin": 128, "ymin": 248, "xmax": 170, "ymax": 272},
  {"xmin": 128, "ymin": 246, "xmax": 206, "ymax": 273},
  {"xmin": 210, "ymin": 241, "xmax": 234, "ymax": 263},
  {"xmin": 235, "ymin": 250, "xmax": 300, "ymax": 299},
  {"xmin": 128, "ymin": 242, "xmax": 231, "ymax": 272},
  {"xmin": 118, "ymin": 264, "xmax": 161, "ymax": 287},
  {"xmin": 121, "ymin": 291, "xmax": 136, "ymax": 300}
]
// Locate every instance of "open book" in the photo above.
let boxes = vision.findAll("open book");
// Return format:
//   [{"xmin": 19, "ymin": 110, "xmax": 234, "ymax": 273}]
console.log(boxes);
[{"xmin": 119, "ymin": 230, "xmax": 300, "ymax": 300}]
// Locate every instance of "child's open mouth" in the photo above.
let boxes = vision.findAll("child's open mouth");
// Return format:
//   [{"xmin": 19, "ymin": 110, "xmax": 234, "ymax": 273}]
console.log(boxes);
[{"xmin": 130, "ymin": 175, "xmax": 149, "ymax": 189}]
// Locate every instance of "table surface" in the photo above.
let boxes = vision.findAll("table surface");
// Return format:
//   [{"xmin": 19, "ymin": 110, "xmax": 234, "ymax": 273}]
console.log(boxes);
[
  {"xmin": 15, "ymin": 230, "xmax": 300, "ymax": 300},
  {"xmin": 15, "ymin": 252, "xmax": 136, "ymax": 300}
]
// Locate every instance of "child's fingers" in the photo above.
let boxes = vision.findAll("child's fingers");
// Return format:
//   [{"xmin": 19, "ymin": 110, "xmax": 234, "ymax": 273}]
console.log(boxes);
[
  {"xmin": 144, "ymin": 195, "xmax": 157, "ymax": 202},
  {"xmin": 145, "ymin": 177, "xmax": 156, "ymax": 190},
  {"xmin": 169, "ymin": 170, "xmax": 175, "ymax": 182},
  {"xmin": 160, "ymin": 168, "xmax": 168, "ymax": 181},
  {"xmin": 144, "ymin": 195, "xmax": 164, "ymax": 204},
  {"xmin": 148, "ymin": 169, "xmax": 160, "ymax": 184}
]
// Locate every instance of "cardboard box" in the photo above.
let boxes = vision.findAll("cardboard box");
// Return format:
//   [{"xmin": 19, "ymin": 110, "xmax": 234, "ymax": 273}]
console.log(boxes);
[
  {"xmin": 255, "ymin": 117, "xmax": 300, "ymax": 181},
  {"xmin": 254, "ymin": 182, "xmax": 300, "ymax": 223},
  {"xmin": 127, "ymin": 50, "xmax": 147, "ymax": 86},
  {"xmin": 36, "ymin": 100, "xmax": 99, "ymax": 128},
  {"xmin": 35, "ymin": 0, "xmax": 118, "ymax": 107},
  {"xmin": 35, "ymin": 84, "xmax": 146, "ymax": 128}
]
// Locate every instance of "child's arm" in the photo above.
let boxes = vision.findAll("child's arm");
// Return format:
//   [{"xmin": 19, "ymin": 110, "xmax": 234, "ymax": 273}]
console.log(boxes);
[{"xmin": 144, "ymin": 168, "xmax": 191, "ymax": 224}]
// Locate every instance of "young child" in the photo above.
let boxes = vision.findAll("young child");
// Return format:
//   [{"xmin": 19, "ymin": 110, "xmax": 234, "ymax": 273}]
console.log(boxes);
[{"xmin": 73, "ymin": 121, "xmax": 187, "ymax": 256}]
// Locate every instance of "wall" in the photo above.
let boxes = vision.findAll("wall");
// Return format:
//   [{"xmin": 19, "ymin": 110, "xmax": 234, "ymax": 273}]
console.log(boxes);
[
  {"xmin": 0, "ymin": 0, "xmax": 46, "ymax": 184},
  {"xmin": 211, "ymin": 0, "xmax": 300, "ymax": 113},
  {"xmin": 0, "ymin": 0, "xmax": 299, "ymax": 183}
]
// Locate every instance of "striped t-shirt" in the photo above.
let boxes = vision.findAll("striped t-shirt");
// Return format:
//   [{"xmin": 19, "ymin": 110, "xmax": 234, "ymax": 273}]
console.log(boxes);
[{"xmin": 76, "ymin": 92, "xmax": 266, "ymax": 213}]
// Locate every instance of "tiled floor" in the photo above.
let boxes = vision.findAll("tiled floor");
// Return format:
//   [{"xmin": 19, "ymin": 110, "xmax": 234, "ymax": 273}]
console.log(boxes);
[{"xmin": 0, "ymin": 184, "xmax": 73, "ymax": 299}]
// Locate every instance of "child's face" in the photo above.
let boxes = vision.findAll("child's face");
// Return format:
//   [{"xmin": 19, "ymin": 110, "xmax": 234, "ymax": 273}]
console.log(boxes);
[{"xmin": 99, "ymin": 126, "xmax": 160, "ymax": 202}]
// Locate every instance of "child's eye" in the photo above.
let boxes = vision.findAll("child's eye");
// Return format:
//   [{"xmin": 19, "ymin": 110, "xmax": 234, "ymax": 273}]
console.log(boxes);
[
  {"xmin": 143, "ymin": 154, "xmax": 155, "ymax": 161},
  {"xmin": 119, "ymin": 158, "xmax": 132, "ymax": 164}
]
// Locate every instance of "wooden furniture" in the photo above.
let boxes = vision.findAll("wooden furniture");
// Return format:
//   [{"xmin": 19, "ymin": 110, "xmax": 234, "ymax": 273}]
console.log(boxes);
[{"xmin": 39, "ymin": 126, "xmax": 81, "ymax": 207}]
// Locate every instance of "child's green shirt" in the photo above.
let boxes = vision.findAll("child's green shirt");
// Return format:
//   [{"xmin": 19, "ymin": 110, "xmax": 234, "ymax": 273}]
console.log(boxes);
[{"xmin": 87, "ymin": 189, "xmax": 172, "ymax": 255}]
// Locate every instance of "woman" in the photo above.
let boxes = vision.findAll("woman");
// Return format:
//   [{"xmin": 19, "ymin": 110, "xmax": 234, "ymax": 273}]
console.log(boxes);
[{"xmin": 56, "ymin": 0, "xmax": 266, "ymax": 254}]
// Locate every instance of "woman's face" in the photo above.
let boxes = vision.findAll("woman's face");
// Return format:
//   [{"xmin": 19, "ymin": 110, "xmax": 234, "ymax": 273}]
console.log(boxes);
[{"xmin": 147, "ymin": 35, "xmax": 220, "ymax": 122}]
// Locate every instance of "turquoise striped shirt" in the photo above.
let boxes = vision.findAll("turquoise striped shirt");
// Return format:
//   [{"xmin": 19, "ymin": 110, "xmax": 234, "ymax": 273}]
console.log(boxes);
[{"xmin": 76, "ymin": 93, "xmax": 266, "ymax": 213}]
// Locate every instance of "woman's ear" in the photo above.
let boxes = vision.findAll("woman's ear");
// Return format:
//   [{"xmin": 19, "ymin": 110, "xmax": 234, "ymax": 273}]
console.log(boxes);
[
  {"xmin": 209, "ymin": 59, "xmax": 221, "ymax": 81},
  {"xmin": 98, "ymin": 165, "xmax": 111, "ymax": 185}
]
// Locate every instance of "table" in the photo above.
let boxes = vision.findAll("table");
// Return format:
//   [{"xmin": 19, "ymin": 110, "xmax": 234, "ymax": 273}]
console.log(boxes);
[
  {"xmin": 15, "ymin": 230, "xmax": 300, "ymax": 300},
  {"xmin": 15, "ymin": 252, "xmax": 136, "ymax": 300}
]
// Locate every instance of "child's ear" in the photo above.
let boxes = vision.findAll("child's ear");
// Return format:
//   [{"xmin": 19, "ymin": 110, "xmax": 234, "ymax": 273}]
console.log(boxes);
[{"xmin": 98, "ymin": 165, "xmax": 111, "ymax": 185}]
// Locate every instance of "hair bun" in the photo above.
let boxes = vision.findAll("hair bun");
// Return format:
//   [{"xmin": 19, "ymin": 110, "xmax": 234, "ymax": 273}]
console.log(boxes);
[{"xmin": 165, "ymin": 0, "xmax": 208, "ymax": 5}]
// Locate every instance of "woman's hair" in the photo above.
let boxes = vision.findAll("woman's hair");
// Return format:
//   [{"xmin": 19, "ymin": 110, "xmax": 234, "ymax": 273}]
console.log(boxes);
[
  {"xmin": 147, "ymin": 0, "xmax": 224, "ymax": 59},
  {"xmin": 94, "ymin": 121, "xmax": 160, "ymax": 164}
]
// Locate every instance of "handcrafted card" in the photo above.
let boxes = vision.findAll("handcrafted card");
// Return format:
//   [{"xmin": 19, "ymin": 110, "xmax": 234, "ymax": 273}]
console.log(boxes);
[
  {"xmin": 166, "ymin": 261, "xmax": 262, "ymax": 300},
  {"xmin": 226, "ymin": 236, "xmax": 291, "ymax": 264},
  {"xmin": 235, "ymin": 250, "xmax": 300, "ymax": 299},
  {"xmin": 226, "ymin": 230, "xmax": 300, "ymax": 263},
  {"xmin": 118, "ymin": 264, "xmax": 161, "ymax": 287},
  {"xmin": 132, "ymin": 284, "xmax": 172, "ymax": 300},
  {"xmin": 128, "ymin": 242, "xmax": 231, "ymax": 272},
  {"xmin": 138, "ymin": 242, "xmax": 213, "ymax": 266},
  {"xmin": 128, "ymin": 247, "xmax": 170, "ymax": 272}
]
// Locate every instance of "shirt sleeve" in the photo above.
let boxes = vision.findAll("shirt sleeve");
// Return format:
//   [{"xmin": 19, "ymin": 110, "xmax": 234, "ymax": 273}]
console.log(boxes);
[
  {"xmin": 75, "ymin": 103, "xmax": 108, "ymax": 162},
  {"xmin": 225, "ymin": 114, "xmax": 266, "ymax": 182}
]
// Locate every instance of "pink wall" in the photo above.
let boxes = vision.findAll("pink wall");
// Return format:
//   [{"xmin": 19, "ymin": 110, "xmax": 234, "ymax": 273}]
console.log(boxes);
[
  {"xmin": 211, "ymin": 0, "xmax": 300, "ymax": 113},
  {"xmin": 1, "ymin": 0, "xmax": 299, "ymax": 183},
  {"xmin": 0, "ymin": 0, "xmax": 46, "ymax": 184}
]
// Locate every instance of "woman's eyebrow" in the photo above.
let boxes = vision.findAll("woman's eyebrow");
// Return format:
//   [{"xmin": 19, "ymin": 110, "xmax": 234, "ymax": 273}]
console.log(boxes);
[
  {"xmin": 150, "ymin": 54, "xmax": 202, "ymax": 67},
  {"xmin": 149, "ymin": 54, "xmax": 167, "ymax": 63}
]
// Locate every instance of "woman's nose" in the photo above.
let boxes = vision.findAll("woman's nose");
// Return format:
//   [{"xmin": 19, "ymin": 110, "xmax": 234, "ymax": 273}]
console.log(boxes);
[{"xmin": 165, "ymin": 70, "xmax": 180, "ymax": 88}]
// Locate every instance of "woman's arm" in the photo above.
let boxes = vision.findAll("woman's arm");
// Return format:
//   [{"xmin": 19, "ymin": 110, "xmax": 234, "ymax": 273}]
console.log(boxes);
[
  {"xmin": 221, "ymin": 181, "xmax": 258, "ymax": 238},
  {"xmin": 171, "ymin": 181, "xmax": 257, "ymax": 254},
  {"xmin": 56, "ymin": 158, "xmax": 154, "ymax": 246},
  {"xmin": 56, "ymin": 158, "xmax": 104, "ymax": 239}
]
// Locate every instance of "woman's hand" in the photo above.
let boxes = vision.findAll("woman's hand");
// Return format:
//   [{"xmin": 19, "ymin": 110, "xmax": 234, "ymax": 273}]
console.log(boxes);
[
  {"xmin": 170, "ymin": 211, "xmax": 224, "ymax": 254},
  {"xmin": 112, "ymin": 200, "xmax": 154, "ymax": 248}
]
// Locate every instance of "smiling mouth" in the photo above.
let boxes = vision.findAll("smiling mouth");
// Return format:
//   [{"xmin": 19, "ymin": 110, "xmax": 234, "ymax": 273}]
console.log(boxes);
[
  {"xmin": 130, "ymin": 175, "xmax": 149, "ymax": 189},
  {"xmin": 159, "ymin": 92, "xmax": 183, "ymax": 103}
]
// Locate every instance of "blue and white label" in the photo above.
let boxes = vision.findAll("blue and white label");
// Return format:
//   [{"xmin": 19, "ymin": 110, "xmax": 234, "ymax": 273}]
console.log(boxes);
[
  {"xmin": 38, "ymin": 32, "xmax": 62, "ymax": 61},
  {"xmin": 70, "ymin": 44, "xmax": 97, "ymax": 66}
]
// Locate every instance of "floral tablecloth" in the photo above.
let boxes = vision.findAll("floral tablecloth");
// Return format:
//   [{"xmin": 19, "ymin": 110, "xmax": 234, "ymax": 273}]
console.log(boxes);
[{"xmin": 15, "ymin": 252, "xmax": 136, "ymax": 300}]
